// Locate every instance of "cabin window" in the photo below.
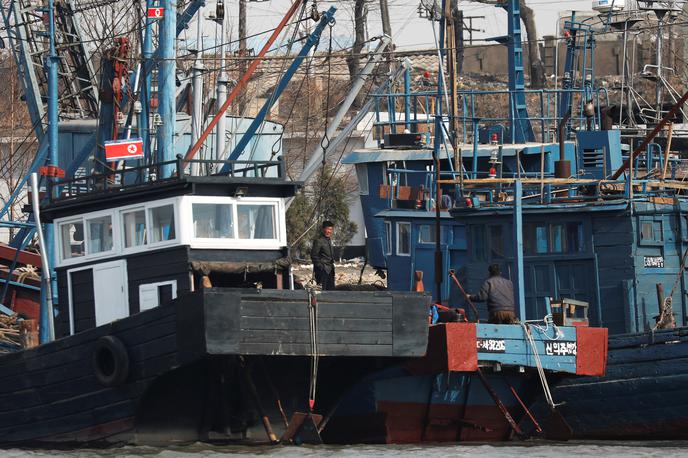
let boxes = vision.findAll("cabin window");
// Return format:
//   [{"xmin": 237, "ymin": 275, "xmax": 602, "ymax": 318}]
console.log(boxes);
[
  {"xmin": 192, "ymin": 203, "xmax": 234, "ymax": 239},
  {"xmin": 139, "ymin": 280, "xmax": 177, "ymax": 311},
  {"xmin": 356, "ymin": 164, "xmax": 369, "ymax": 195},
  {"xmin": 419, "ymin": 225, "xmax": 447, "ymax": 245},
  {"xmin": 86, "ymin": 215, "xmax": 113, "ymax": 254},
  {"xmin": 550, "ymin": 224, "xmax": 564, "ymax": 253},
  {"xmin": 535, "ymin": 225, "xmax": 548, "ymax": 254},
  {"xmin": 237, "ymin": 204, "xmax": 276, "ymax": 239},
  {"xmin": 122, "ymin": 209, "xmax": 146, "ymax": 248},
  {"xmin": 149, "ymin": 205, "xmax": 176, "ymax": 243},
  {"xmin": 566, "ymin": 222, "xmax": 584, "ymax": 253},
  {"xmin": 60, "ymin": 221, "xmax": 84, "ymax": 260},
  {"xmin": 397, "ymin": 222, "xmax": 411, "ymax": 256},
  {"xmin": 490, "ymin": 225, "xmax": 504, "ymax": 259},
  {"xmin": 525, "ymin": 222, "xmax": 584, "ymax": 254},
  {"xmin": 639, "ymin": 219, "xmax": 663, "ymax": 245},
  {"xmin": 419, "ymin": 225, "xmax": 436, "ymax": 244},
  {"xmin": 385, "ymin": 221, "xmax": 392, "ymax": 254},
  {"xmin": 470, "ymin": 226, "xmax": 487, "ymax": 261}
]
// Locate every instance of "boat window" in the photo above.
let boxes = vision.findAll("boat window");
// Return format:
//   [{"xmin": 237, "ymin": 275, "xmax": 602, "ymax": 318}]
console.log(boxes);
[
  {"xmin": 192, "ymin": 203, "xmax": 235, "ymax": 239},
  {"xmin": 535, "ymin": 225, "xmax": 548, "ymax": 254},
  {"xmin": 385, "ymin": 221, "xmax": 392, "ymax": 254},
  {"xmin": 86, "ymin": 215, "xmax": 113, "ymax": 254},
  {"xmin": 149, "ymin": 204, "xmax": 176, "ymax": 243},
  {"xmin": 550, "ymin": 224, "xmax": 564, "ymax": 253},
  {"xmin": 640, "ymin": 222, "xmax": 653, "ymax": 241},
  {"xmin": 470, "ymin": 226, "xmax": 487, "ymax": 261},
  {"xmin": 566, "ymin": 222, "xmax": 584, "ymax": 253},
  {"xmin": 122, "ymin": 209, "xmax": 147, "ymax": 248},
  {"xmin": 639, "ymin": 220, "xmax": 663, "ymax": 245},
  {"xmin": 237, "ymin": 204, "xmax": 276, "ymax": 239},
  {"xmin": 60, "ymin": 221, "xmax": 84, "ymax": 260},
  {"xmin": 525, "ymin": 222, "xmax": 584, "ymax": 255},
  {"xmin": 490, "ymin": 225, "xmax": 504, "ymax": 259},
  {"xmin": 419, "ymin": 224, "xmax": 436, "ymax": 244},
  {"xmin": 356, "ymin": 164, "xmax": 369, "ymax": 195},
  {"xmin": 397, "ymin": 222, "xmax": 411, "ymax": 256}
]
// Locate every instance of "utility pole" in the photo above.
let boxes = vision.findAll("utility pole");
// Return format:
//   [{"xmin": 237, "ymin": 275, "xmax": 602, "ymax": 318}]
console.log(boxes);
[
  {"xmin": 215, "ymin": 1, "xmax": 227, "ymax": 161},
  {"xmin": 380, "ymin": 0, "xmax": 393, "ymax": 50},
  {"xmin": 454, "ymin": 6, "xmax": 463, "ymax": 74},
  {"xmin": 238, "ymin": 0, "xmax": 247, "ymax": 114}
]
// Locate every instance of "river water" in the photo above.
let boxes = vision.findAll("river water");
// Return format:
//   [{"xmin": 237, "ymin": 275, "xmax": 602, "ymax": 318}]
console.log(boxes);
[{"xmin": 4, "ymin": 442, "xmax": 688, "ymax": 458}]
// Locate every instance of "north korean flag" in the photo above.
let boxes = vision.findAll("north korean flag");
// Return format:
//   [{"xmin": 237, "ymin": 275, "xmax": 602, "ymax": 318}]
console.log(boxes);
[
  {"xmin": 147, "ymin": 7, "xmax": 164, "ymax": 19},
  {"xmin": 104, "ymin": 138, "xmax": 145, "ymax": 162}
]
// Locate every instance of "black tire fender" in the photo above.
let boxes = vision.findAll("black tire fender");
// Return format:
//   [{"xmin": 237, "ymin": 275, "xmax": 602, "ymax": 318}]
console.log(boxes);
[{"xmin": 92, "ymin": 335, "xmax": 129, "ymax": 387}]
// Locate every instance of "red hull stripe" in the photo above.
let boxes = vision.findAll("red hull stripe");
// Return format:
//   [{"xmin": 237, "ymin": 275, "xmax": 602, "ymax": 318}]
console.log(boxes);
[{"xmin": 576, "ymin": 326, "xmax": 608, "ymax": 376}]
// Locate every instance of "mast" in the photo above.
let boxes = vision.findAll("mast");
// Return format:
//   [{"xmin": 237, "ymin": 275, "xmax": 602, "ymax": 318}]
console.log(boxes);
[
  {"xmin": 215, "ymin": 1, "xmax": 228, "ymax": 161},
  {"xmin": 42, "ymin": 0, "xmax": 59, "ymax": 343},
  {"xmin": 432, "ymin": 0, "xmax": 448, "ymax": 304},
  {"xmin": 191, "ymin": 7, "xmax": 204, "ymax": 175},
  {"xmin": 158, "ymin": 0, "xmax": 177, "ymax": 177}
]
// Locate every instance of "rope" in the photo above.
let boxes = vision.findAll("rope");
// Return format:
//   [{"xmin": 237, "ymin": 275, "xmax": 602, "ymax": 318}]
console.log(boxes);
[
  {"xmin": 521, "ymin": 321, "xmax": 560, "ymax": 410},
  {"xmin": 654, "ymin": 238, "xmax": 688, "ymax": 330},
  {"xmin": 306, "ymin": 284, "xmax": 320, "ymax": 410}
]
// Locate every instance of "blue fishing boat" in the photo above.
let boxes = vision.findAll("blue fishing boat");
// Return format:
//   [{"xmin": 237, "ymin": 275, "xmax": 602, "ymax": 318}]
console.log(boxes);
[
  {"xmin": 0, "ymin": 0, "xmax": 607, "ymax": 446},
  {"xmin": 343, "ymin": 2, "xmax": 688, "ymax": 440}
]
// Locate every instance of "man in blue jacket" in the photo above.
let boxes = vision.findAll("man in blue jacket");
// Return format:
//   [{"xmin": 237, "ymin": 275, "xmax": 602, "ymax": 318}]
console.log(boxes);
[{"xmin": 470, "ymin": 264, "xmax": 517, "ymax": 324}]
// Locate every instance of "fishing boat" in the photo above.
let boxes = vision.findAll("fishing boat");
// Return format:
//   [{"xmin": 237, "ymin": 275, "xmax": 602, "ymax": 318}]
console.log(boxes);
[
  {"xmin": 343, "ymin": 0, "xmax": 688, "ymax": 440},
  {"xmin": 0, "ymin": 0, "xmax": 609, "ymax": 446}
]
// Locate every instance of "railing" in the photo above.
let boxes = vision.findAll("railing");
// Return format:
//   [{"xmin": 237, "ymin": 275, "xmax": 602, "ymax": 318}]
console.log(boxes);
[
  {"xmin": 381, "ymin": 153, "xmax": 688, "ymax": 211},
  {"xmin": 370, "ymin": 87, "xmax": 609, "ymax": 145},
  {"xmin": 48, "ymin": 156, "xmax": 286, "ymax": 202}
]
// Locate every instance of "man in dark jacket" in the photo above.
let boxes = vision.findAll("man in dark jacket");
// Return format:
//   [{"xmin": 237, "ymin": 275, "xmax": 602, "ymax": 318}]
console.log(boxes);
[
  {"xmin": 469, "ymin": 264, "xmax": 517, "ymax": 324},
  {"xmin": 311, "ymin": 221, "xmax": 336, "ymax": 290}
]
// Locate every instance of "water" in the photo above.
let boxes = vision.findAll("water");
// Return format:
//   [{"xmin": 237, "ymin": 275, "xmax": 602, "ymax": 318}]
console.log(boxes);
[{"xmin": 3, "ymin": 442, "xmax": 688, "ymax": 458}]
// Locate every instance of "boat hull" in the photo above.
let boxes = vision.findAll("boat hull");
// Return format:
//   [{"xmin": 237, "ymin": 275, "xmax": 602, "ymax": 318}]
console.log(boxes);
[
  {"xmin": 0, "ymin": 288, "xmax": 431, "ymax": 445},
  {"xmin": 539, "ymin": 327, "xmax": 688, "ymax": 439}
]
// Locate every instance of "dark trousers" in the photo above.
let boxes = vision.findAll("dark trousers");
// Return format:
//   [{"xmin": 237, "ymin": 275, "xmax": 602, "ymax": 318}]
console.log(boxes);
[
  {"xmin": 314, "ymin": 266, "xmax": 336, "ymax": 290},
  {"xmin": 489, "ymin": 310, "xmax": 517, "ymax": 324}
]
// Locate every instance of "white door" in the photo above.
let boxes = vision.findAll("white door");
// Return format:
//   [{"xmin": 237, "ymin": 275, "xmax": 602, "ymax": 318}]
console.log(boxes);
[{"xmin": 93, "ymin": 260, "xmax": 129, "ymax": 326}]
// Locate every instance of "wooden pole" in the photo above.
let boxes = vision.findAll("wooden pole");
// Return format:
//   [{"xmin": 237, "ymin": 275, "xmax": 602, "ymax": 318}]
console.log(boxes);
[{"xmin": 662, "ymin": 122, "xmax": 674, "ymax": 181}]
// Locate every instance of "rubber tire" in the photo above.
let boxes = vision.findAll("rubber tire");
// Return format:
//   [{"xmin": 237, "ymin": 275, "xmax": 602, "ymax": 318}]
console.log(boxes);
[{"xmin": 92, "ymin": 335, "xmax": 130, "ymax": 387}]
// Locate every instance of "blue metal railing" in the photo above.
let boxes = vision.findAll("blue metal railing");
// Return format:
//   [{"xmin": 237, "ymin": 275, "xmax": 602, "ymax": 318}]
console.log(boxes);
[{"xmin": 370, "ymin": 86, "xmax": 605, "ymax": 146}]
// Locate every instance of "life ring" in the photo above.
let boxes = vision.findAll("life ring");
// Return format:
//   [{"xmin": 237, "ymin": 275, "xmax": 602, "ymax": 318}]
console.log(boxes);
[{"xmin": 92, "ymin": 335, "xmax": 130, "ymax": 387}]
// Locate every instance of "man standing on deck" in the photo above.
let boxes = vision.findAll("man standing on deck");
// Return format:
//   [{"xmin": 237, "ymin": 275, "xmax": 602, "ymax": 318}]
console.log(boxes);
[
  {"xmin": 311, "ymin": 221, "xmax": 336, "ymax": 290},
  {"xmin": 469, "ymin": 264, "xmax": 517, "ymax": 324}
]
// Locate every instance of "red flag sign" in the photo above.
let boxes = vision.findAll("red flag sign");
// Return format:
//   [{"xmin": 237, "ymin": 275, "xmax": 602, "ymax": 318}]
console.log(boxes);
[
  {"xmin": 147, "ymin": 7, "xmax": 164, "ymax": 19},
  {"xmin": 105, "ymin": 139, "xmax": 144, "ymax": 162}
]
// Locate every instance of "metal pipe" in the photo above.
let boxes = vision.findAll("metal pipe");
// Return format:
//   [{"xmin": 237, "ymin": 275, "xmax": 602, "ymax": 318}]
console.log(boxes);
[
  {"xmin": 190, "ymin": 8, "xmax": 204, "ymax": 175},
  {"xmin": 141, "ymin": 0, "xmax": 154, "ymax": 161},
  {"xmin": 215, "ymin": 13, "xmax": 228, "ymax": 163},
  {"xmin": 30, "ymin": 173, "xmax": 54, "ymax": 343},
  {"xmin": 513, "ymin": 179, "xmax": 525, "ymax": 320},
  {"xmin": 44, "ymin": 0, "xmax": 58, "ymax": 343},
  {"xmin": 158, "ymin": 0, "xmax": 177, "ymax": 177},
  {"xmin": 184, "ymin": 0, "xmax": 306, "ymax": 163},
  {"xmin": 404, "ymin": 66, "xmax": 411, "ymax": 131},
  {"xmin": 432, "ymin": 0, "xmax": 448, "ymax": 304}
]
